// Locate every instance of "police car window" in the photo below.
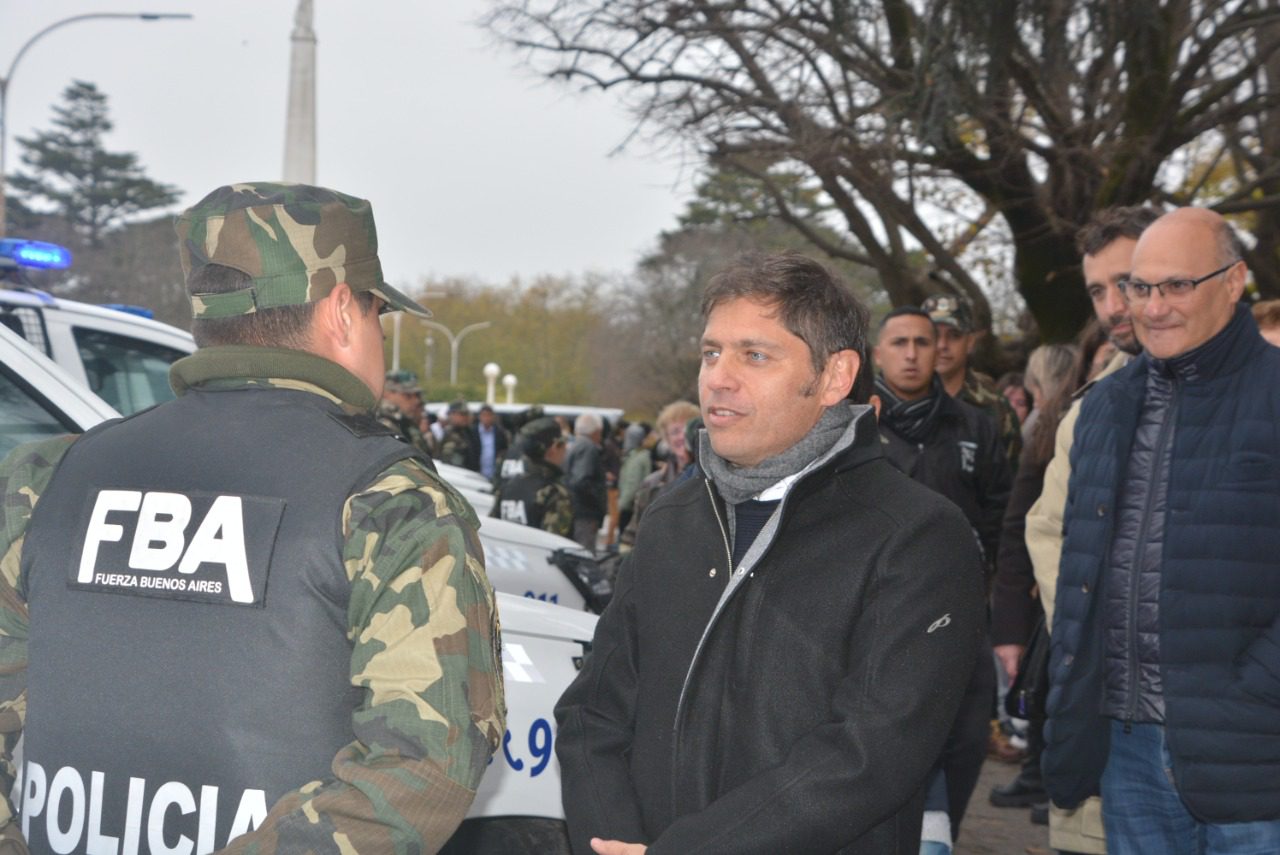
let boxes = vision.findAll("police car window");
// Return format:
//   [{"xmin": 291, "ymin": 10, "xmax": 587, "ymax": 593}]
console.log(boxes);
[
  {"xmin": 0, "ymin": 305, "xmax": 50, "ymax": 356},
  {"xmin": 73, "ymin": 328, "xmax": 186, "ymax": 416},
  {"xmin": 0, "ymin": 366, "xmax": 78, "ymax": 459}
]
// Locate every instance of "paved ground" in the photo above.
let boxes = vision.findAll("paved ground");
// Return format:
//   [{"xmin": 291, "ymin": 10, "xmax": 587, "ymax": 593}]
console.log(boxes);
[{"xmin": 955, "ymin": 757, "xmax": 1053, "ymax": 855}]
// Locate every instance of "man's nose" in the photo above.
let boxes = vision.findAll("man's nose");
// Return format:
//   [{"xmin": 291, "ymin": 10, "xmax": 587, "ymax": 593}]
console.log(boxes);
[
  {"xmin": 1143, "ymin": 287, "xmax": 1172, "ymax": 318},
  {"xmin": 701, "ymin": 357, "xmax": 738, "ymax": 391},
  {"xmin": 1103, "ymin": 284, "xmax": 1127, "ymax": 320}
]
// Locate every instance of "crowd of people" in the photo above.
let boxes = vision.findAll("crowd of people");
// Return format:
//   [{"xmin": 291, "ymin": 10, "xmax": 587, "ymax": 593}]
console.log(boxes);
[{"xmin": 0, "ymin": 178, "xmax": 1277, "ymax": 855}]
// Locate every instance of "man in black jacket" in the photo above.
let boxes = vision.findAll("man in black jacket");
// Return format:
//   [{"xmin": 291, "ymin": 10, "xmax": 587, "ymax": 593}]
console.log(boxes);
[
  {"xmin": 874, "ymin": 306, "xmax": 1012, "ymax": 567},
  {"xmin": 555, "ymin": 252, "xmax": 986, "ymax": 855},
  {"xmin": 1044, "ymin": 207, "xmax": 1280, "ymax": 854},
  {"xmin": 873, "ymin": 305, "xmax": 1012, "ymax": 848},
  {"xmin": 564, "ymin": 412, "xmax": 607, "ymax": 550}
]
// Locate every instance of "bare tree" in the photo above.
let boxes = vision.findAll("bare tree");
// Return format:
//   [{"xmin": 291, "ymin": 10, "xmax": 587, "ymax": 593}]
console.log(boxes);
[
  {"xmin": 598, "ymin": 166, "xmax": 887, "ymax": 411},
  {"xmin": 487, "ymin": 0, "xmax": 1280, "ymax": 340}
]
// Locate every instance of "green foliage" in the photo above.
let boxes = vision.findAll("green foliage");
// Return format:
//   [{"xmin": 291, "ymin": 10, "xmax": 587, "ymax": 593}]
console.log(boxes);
[
  {"xmin": 387, "ymin": 274, "xmax": 607, "ymax": 406},
  {"xmin": 11, "ymin": 80, "xmax": 179, "ymax": 247}
]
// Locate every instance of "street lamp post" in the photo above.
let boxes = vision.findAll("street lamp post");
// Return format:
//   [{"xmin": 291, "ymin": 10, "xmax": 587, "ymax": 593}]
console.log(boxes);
[
  {"xmin": 483, "ymin": 362, "xmax": 500, "ymax": 405},
  {"xmin": 0, "ymin": 12, "xmax": 193, "ymax": 237},
  {"xmin": 502, "ymin": 373, "xmax": 517, "ymax": 404},
  {"xmin": 389, "ymin": 313, "xmax": 402, "ymax": 372},
  {"xmin": 420, "ymin": 320, "xmax": 492, "ymax": 387}
]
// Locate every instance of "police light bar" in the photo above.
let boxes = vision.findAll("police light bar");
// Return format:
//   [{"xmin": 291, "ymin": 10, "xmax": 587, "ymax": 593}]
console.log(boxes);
[
  {"xmin": 102, "ymin": 304, "xmax": 155, "ymax": 320},
  {"xmin": 0, "ymin": 239, "xmax": 73, "ymax": 270}
]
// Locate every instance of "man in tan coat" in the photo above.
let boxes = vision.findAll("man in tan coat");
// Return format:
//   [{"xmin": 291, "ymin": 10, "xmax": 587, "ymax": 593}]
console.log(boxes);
[{"xmin": 1025, "ymin": 205, "xmax": 1159, "ymax": 854}]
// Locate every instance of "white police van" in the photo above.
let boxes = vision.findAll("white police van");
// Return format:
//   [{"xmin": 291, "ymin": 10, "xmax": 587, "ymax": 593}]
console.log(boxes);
[{"xmin": 0, "ymin": 322, "xmax": 594, "ymax": 853}]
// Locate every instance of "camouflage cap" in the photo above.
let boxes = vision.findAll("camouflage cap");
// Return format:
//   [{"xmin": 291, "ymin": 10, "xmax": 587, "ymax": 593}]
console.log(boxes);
[
  {"xmin": 175, "ymin": 182, "xmax": 431, "ymax": 320},
  {"xmin": 921, "ymin": 294, "xmax": 973, "ymax": 332},
  {"xmin": 384, "ymin": 369, "xmax": 422, "ymax": 394},
  {"xmin": 520, "ymin": 416, "xmax": 563, "ymax": 456}
]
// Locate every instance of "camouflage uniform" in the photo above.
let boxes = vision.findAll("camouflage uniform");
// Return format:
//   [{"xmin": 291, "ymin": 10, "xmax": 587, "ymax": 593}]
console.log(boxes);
[
  {"xmin": 0, "ymin": 183, "xmax": 504, "ymax": 854},
  {"xmin": 375, "ymin": 397, "xmax": 435, "ymax": 456},
  {"xmin": 959, "ymin": 369, "xmax": 1023, "ymax": 468},
  {"xmin": 377, "ymin": 370, "xmax": 436, "ymax": 457},
  {"xmin": 439, "ymin": 424, "xmax": 478, "ymax": 470}
]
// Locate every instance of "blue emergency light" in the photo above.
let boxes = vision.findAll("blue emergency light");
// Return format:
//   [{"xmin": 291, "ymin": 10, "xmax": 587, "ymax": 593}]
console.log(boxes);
[
  {"xmin": 0, "ymin": 239, "xmax": 73, "ymax": 270},
  {"xmin": 101, "ymin": 304, "xmax": 155, "ymax": 320}
]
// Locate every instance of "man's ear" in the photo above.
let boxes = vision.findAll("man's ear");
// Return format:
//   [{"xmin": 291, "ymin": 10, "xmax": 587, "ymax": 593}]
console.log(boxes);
[
  {"xmin": 1225, "ymin": 260, "xmax": 1248, "ymax": 303},
  {"xmin": 309, "ymin": 283, "xmax": 358, "ymax": 357},
  {"xmin": 819, "ymin": 349, "xmax": 860, "ymax": 406}
]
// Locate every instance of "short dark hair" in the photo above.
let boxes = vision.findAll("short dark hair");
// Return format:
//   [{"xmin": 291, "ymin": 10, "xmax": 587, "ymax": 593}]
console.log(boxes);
[
  {"xmin": 189, "ymin": 263, "xmax": 374, "ymax": 349},
  {"xmin": 701, "ymin": 251, "xmax": 870, "ymax": 377},
  {"xmin": 876, "ymin": 305, "xmax": 935, "ymax": 336},
  {"xmin": 1075, "ymin": 206, "xmax": 1162, "ymax": 257}
]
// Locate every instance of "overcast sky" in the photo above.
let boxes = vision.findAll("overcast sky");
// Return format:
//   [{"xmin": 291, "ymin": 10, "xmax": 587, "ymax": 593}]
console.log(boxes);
[{"xmin": 2, "ymin": 1, "xmax": 695, "ymax": 290}]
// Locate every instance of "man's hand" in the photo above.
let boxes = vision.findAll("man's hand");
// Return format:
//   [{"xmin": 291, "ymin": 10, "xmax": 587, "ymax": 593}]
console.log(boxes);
[
  {"xmin": 994, "ymin": 643, "xmax": 1024, "ymax": 681},
  {"xmin": 590, "ymin": 838, "xmax": 647, "ymax": 855}
]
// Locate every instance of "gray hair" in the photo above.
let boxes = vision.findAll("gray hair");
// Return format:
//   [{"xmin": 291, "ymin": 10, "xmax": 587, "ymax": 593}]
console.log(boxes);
[
  {"xmin": 1214, "ymin": 219, "xmax": 1247, "ymax": 267},
  {"xmin": 574, "ymin": 412, "xmax": 602, "ymax": 437}
]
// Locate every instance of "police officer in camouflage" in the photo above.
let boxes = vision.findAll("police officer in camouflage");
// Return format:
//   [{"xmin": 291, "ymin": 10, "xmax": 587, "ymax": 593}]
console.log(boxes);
[
  {"xmin": 0, "ymin": 183, "xmax": 504, "ymax": 854},
  {"xmin": 439, "ymin": 400, "xmax": 479, "ymax": 470},
  {"xmin": 490, "ymin": 417, "xmax": 573, "ymax": 538},
  {"xmin": 377, "ymin": 368, "xmax": 437, "ymax": 457},
  {"xmin": 922, "ymin": 294, "xmax": 1023, "ymax": 467}
]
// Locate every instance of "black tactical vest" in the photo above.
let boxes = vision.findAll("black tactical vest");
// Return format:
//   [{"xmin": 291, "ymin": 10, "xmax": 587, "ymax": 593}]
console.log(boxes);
[
  {"xmin": 495, "ymin": 458, "xmax": 558, "ymax": 530},
  {"xmin": 20, "ymin": 384, "xmax": 420, "ymax": 854}
]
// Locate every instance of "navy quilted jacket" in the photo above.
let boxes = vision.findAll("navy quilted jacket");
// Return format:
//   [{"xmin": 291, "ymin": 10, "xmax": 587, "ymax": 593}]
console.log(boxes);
[{"xmin": 1042, "ymin": 305, "xmax": 1280, "ymax": 822}]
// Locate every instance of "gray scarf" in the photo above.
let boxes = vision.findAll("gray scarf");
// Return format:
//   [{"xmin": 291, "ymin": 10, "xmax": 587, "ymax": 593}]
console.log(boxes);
[{"xmin": 700, "ymin": 403, "xmax": 857, "ymax": 505}]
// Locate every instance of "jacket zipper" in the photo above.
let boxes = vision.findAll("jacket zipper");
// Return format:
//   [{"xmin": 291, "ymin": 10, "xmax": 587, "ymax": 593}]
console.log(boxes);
[
  {"xmin": 669, "ymin": 478, "xmax": 736, "ymax": 806},
  {"xmin": 1124, "ymin": 379, "xmax": 1178, "ymax": 732}
]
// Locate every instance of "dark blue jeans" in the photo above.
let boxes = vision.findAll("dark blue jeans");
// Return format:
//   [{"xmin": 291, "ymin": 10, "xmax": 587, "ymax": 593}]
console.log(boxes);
[{"xmin": 1101, "ymin": 720, "xmax": 1280, "ymax": 855}]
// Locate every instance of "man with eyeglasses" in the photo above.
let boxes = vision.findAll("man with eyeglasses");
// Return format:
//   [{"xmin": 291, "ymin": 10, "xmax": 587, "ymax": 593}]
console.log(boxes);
[{"xmin": 1043, "ymin": 207, "xmax": 1280, "ymax": 855}]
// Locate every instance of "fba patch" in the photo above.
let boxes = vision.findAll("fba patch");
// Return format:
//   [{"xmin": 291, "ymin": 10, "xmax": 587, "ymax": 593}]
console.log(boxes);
[{"xmin": 69, "ymin": 489, "xmax": 282, "ymax": 607}]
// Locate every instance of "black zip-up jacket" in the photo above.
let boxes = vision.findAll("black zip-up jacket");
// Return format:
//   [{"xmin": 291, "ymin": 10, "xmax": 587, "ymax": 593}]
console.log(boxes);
[
  {"xmin": 1101, "ymin": 362, "xmax": 1175, "ymax": 723},
  {"xmin": 878, "ymin": 391, "xmax": 1012, "ymax": 570},
  {"xmin": 554, "ymin": 407, "xmax": 986, "ymax": 854}
]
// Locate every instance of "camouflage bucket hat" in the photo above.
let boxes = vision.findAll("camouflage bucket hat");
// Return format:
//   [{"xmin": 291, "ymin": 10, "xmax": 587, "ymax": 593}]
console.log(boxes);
[
  {"xmin": 175, "ymin": 182, "xmax": 431, "ymax": 320},
  {"xmin": 384, "ymin": 369, "xmax": 422, "ymax": 394},
  {"xmin": 921, "ymin": 294, "xmax": 972, "ymax": 332}
]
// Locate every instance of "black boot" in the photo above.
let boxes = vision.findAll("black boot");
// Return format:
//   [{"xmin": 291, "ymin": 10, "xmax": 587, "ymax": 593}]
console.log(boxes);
[
  {"xmin": 989, "ymin": 767, "xmax": 1047, "ymax": 807},
  {"xmin": 989, "ymin": 716, "xmax": 1046, "ymax": 807}
]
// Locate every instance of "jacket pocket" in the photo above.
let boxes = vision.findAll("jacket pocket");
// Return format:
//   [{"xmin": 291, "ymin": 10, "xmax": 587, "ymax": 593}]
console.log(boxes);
[{"xmin": 1218, "ymin": 452, "xmax": 1280, "ymax": 490}]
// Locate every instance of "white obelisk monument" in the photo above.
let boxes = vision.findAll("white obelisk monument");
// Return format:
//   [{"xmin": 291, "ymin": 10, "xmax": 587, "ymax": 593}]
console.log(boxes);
[{"xmin": 282, "ymin": 0, "xmax": 316, "ymax": 183}]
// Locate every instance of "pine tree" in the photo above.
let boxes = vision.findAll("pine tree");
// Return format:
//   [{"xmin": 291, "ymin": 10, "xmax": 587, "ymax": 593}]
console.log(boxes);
[{"xmin": 11, "ymin": 80, "xmax": 179, "ymax": 247}]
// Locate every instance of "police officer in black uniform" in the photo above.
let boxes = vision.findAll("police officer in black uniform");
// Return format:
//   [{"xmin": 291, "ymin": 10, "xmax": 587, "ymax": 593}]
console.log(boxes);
[{"xmin": 490, "ymin": 417, "xmax": 572, "ymax": 538}]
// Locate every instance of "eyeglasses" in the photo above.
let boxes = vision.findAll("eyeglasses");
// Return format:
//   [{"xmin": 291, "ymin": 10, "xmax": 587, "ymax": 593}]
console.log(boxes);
[{"xmin": 1117, "ymin": 260, "xmax": 1238, "ymax": 303}]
